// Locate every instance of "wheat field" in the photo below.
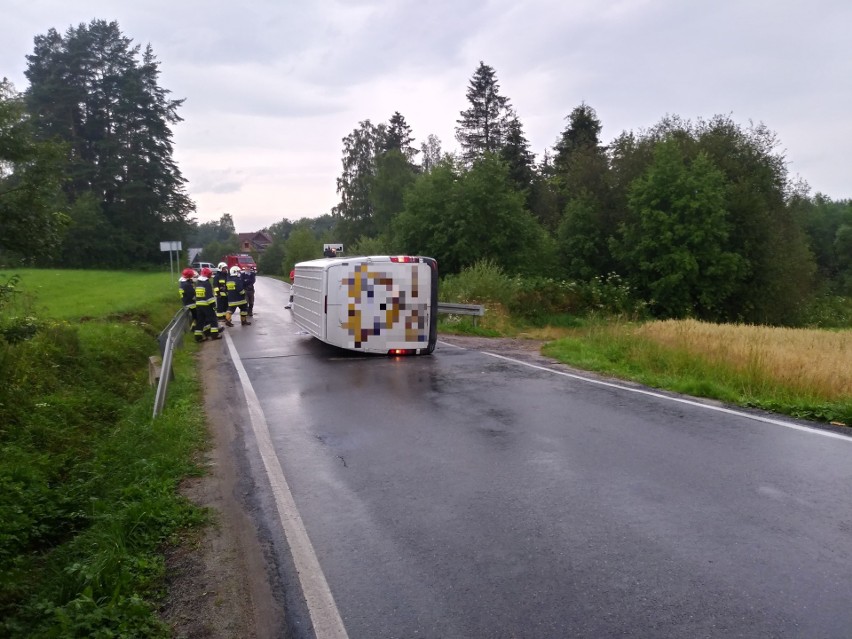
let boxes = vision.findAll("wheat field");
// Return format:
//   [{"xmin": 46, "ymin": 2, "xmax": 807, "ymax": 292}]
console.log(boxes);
[{"xmin": 634, "ymin": 319, "xmax": 852, "ymax": 401}]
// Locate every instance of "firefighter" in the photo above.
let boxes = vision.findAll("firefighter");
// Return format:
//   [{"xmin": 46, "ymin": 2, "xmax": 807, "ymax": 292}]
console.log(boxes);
[
  {"xmin": 241, "ymin": 267, "xmax": 257, "ymax": 316},
  {"xmin": 179, "ymin": 268, "xmax": 203, "ymax": 341},
  {"xmin": 226, "ymin": 265, "xmax": 251, "ymax": 326},
  {"xmin": 194, "ymin": 267, "xmax": 220, "ymax": 340},
  {"xmin": 213, "ymin": 262, "xmax": 229, "ymax": 326}
]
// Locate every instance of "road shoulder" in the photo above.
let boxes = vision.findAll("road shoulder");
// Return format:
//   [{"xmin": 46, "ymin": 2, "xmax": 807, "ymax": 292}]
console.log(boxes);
[{"xmin": 160, "ymin": 340, "xmax": 281, "ymax": 639}]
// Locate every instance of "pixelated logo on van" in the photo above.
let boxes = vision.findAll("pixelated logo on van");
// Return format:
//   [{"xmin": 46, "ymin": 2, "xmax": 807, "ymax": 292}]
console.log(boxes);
[{"xmin": 341, "ymin": 263, "xmax": 428, "ymax": 349}]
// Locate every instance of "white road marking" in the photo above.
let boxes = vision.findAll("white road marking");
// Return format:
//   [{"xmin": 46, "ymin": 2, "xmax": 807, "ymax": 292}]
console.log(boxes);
[
  {"xmin": 482, "ymin": 352, "xmax": 852, "ymax": 443},
  {"xmin": 224, "ymin": 332, "xmax": 349, "ymax": 639}
]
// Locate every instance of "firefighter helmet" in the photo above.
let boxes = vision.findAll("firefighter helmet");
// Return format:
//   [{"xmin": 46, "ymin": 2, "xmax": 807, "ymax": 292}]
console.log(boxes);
[
  {"xmin": 200, "ymin": 267, "xmax": 213, "ymax": 277},
  {"xmin": 217, "ymin": 262, "xmax": 228, "ymax": 269},
  {"xmin": 229, "ymin": 266, "xmax": 241, "ymax": 276},
  {"xmin": 181, "ymin": 268, "xmax": 196, "ymax": 279}
]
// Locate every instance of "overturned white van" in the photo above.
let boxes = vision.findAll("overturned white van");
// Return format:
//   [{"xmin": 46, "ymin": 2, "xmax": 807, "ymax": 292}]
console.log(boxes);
[{"xmin": 291, "ymin": 255, "xmax": 438, "ymax": 355}]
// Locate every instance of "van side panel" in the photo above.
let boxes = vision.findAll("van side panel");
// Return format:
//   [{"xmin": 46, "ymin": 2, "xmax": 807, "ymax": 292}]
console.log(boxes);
[{"xmin": 327, "ymin": 260, "xmax": 433, "ymax": 353}]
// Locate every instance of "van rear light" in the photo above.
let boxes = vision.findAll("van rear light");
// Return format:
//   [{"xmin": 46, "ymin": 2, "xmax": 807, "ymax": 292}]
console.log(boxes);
[
  {"xmin": 389, "ymin": 256, "xmax": 420, "ymax": 263},
  {"xmin": 388, "ymin": 348, "xmax": 416, "ymax": 356}
]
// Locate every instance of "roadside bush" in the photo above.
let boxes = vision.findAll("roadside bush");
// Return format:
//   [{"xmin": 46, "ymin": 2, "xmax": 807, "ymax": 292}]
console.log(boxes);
[
  {"xmin": 439, "ymin": 262, "xmax": 649, "ymax": 327},
  {"xmin": 0, "ymin": 273, "xmax": 20, "ymax": 309},
  {"xmin": 507, "ymin": 277, "xmax": 582, "ymax": 321},
  {"xmin": 0, "ymin": 316, "xmax": 39, "ymax": 343},
  {"xmin": 798, "ymin": 293, "xmax": 852, "ymax": 329},
  {"xmin": 576, "ymin": 273, "xmax": 647, "ymax": 319},
  {"xmin": 440, "ymin": 259, "xmax": 516, "ymax": 306},
  {"xmin": 0, "ymin": 275, "xmax": 41, "ymax": 343}
]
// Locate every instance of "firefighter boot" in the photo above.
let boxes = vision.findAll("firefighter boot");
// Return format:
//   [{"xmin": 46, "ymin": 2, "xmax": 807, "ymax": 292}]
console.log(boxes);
[
  {"xmin": 225, "ymin": 311, "xmax": 234, "ymax": 327},
  {"xmin": 241, "ymin": 316, "xmax": 252, "ymax": 326}
]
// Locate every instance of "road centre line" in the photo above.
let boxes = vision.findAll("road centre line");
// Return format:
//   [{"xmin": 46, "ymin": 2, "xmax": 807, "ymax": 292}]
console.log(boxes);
[
  {"xmin": 224, "ymin": 332, "xmax": 350, "ymax": 639},
  {"xmin": 482, "ymin": 352, "xmax": 852, "ymax": 443}
]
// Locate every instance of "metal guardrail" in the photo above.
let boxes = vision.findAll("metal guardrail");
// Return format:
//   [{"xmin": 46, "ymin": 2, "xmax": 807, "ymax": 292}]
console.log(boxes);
[
  {"xmin": 437, "ymin": 302, "xmax": 486, "ymax": 326},
  {"xmin": 152, "ymin": 307, "xmax": 191, "ymax": 418}
]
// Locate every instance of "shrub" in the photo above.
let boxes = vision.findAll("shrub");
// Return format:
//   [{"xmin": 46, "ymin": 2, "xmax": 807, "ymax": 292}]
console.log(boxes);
[
  {"xmin": 440, "ymin": 263, "xmax": 649, "ymax": 325},
  {"xmin": 576, "ymin": 273, "xmax": 647, "ymax": 319},
  {"xmin": 440, "ymin": 259, "xmax": 515, "ymax": 306},
  {"xmin": 798, "ymin": 293, "xmax": 852, "ymax": 329},
  {"xmin": 0, "ymin": 274, "xmax": 21, "ymax": 311},
  {"xmin": 507, "ymin": 277, "xmax": 582, "ymax": 321}
]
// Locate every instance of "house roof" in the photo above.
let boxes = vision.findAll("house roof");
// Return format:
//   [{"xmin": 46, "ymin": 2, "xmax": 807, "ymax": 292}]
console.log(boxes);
[{"xmin": 238, "ymin": 231, "xmax": 273, "ymax": 251}]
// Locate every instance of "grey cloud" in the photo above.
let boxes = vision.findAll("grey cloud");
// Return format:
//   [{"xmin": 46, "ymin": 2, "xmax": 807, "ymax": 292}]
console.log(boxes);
[
  {"xmin": 188, "ymin": 169, "xmax": 244, "ymax": 195},
  {"xmin": 206, "ymin": 180, "xmax": 242, "ymax": 194}
]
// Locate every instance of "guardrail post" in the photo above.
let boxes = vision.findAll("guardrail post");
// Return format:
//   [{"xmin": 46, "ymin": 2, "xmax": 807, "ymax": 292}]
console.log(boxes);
[{"xmin": 148, "ymin": 355, "xmax": 162, "ymax": 386}]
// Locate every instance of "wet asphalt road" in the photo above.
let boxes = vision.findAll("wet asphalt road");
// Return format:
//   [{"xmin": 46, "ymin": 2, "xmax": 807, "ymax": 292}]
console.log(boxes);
[{"xmin": 226, "ymin": 277, "xmax": 852, "ymax": 639}]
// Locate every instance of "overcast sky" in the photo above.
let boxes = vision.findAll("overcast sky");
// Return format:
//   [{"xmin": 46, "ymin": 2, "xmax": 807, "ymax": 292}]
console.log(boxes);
[{"xmin": 3, "ymin": 0, "xmax": 850, "ymax": 232}]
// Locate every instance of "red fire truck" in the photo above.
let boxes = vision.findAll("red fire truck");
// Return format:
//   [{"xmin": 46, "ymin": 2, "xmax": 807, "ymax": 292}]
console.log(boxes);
[{"xmin": 224, "ymin": 253, "xmax": 257, "ymax": 272}]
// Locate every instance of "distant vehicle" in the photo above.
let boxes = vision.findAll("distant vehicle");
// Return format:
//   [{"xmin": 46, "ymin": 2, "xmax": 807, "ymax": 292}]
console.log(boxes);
[
  {"xmin": 291, "ymin": 255, "xmax": 438, "ymax": 355},
  {"xmin": 190, "ymin": 261, "xmax": 215, "ymax": 272},
  {"xmin": 224, "ymin": 254, "xmax": 257, "ymax": 272}
]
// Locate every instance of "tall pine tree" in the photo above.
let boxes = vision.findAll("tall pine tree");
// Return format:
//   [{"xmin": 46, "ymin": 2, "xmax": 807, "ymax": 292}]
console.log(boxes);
[
  {"xmin": 553, "ymin": 102, "xmax": 603, "ymax": 173},
  {"xmin": 500, "ymin": 111, "xmax": 535, "ymax": 195},
  {"xmin": 24, "ymin": 20, "xmax": 194, "ymax": 267},
  {"xmin": 382, "ymin": 111, "xmax": 418, "ymax": 162},
  {"xmin": 455, "ymin": 62, "xmax": 512, "ymax": 165},
  {"xmin": 553, "ymin": 103, "xmax": 616, "ymax": 279}
]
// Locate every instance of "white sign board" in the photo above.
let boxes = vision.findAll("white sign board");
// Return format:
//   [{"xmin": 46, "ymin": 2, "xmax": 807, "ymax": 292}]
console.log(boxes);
[{"xmin": 160, "ymin": 241, "xmax": 182, "ymax": 251}]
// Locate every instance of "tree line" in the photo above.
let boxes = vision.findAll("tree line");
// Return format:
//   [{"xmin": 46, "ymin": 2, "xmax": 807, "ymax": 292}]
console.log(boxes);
[
  {"xmin": 321, "ymin": 62, "xmax": 851, "ymax": 325},
  {"xmin": 1, "ymin": 20, "xmax": 849, "ymax": 325}
]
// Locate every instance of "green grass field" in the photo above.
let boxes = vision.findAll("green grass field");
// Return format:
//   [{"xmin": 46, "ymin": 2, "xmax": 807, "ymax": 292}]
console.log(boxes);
[{"xmin": 1, "ymin": 268, "xmax": 177, "ymax": 321}]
